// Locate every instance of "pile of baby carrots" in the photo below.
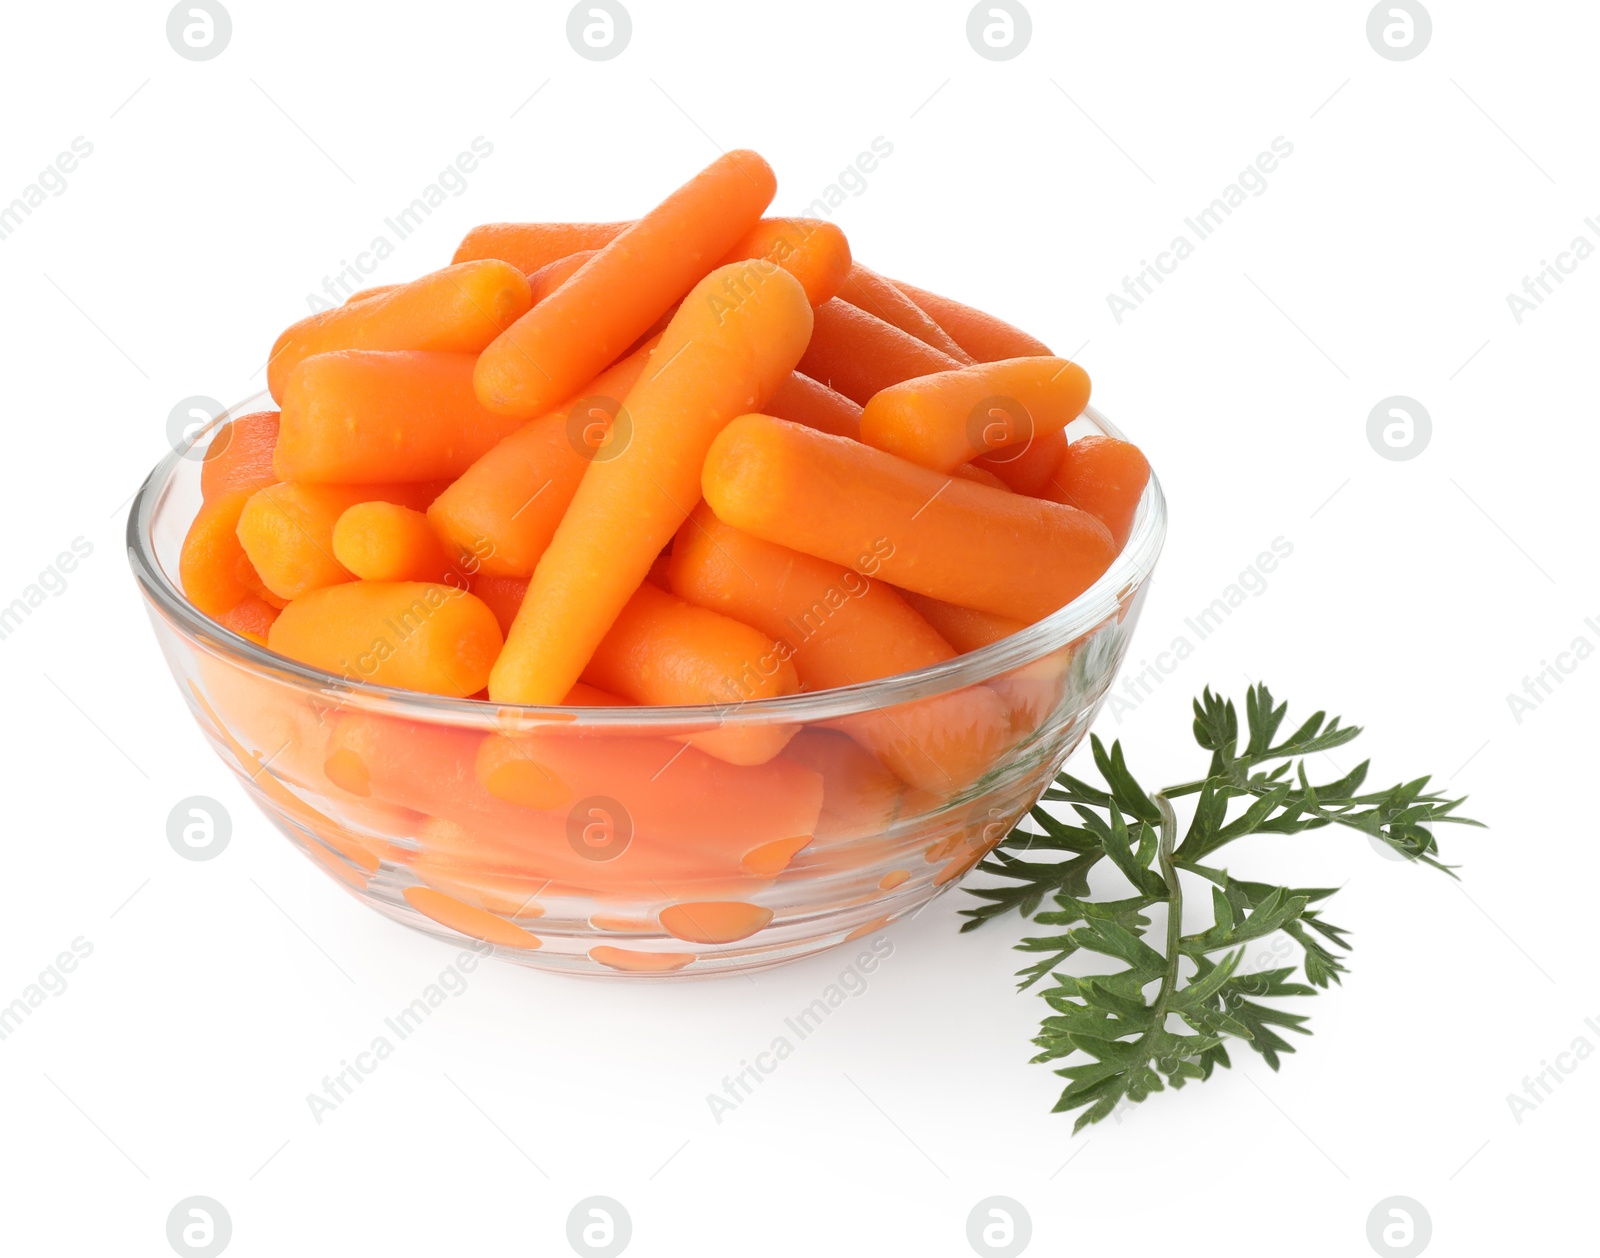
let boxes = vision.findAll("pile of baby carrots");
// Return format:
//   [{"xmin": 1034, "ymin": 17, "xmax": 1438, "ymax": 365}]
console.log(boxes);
[{"xmin": 181, "ymin": 150, "xmax": 1150, "ymax": 766}]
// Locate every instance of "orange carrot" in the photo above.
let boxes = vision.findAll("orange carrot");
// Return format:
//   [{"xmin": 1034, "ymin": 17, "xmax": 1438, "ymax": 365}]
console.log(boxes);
[
  {"xmin": 268, "ymin": 581, "xmax": 502, "ymax": 697},
  {"xmin": 701, "ymin": 414, "xmax": 1117, "ymax": 623},
  {"xmin": 200, "ymin": 411, "xmax": 280, "ymax": 502},
  {"xmin": 426, "ymin": 339, "xmax": 657, "ymax": 577},
  {"xmin": 332, "ymin": 502, "xmax": 454, "ymax": 583},
  {"xmin": 475, "ymin": 151, "xmax": 778, "ymax": 419},
  {"xmin": 237, "ymin": 480, "xmax": 444, "ymax": 601},
  {"xmin": 584, "ymin": 581, "xmax": 801, "ymax": 764},
  {"xmin": 489, "ymin": 259, "xmax": 813, "ymax": 704},
  {"xmin": 214, "ymin": 595, "xmax": 279, "ymax": 645},
  {"xmin": 468, "ymin": 574, "xmax": 528, "ymax": 637},
  {"xmin": 181, "ymin": 491, "xmax": 281, "ymax": 616},
  {"xmin": 859, "ymin": 357, "xmax": 1090, "ymax": 472},
  {"xmin": 669, "ymin": 503, "xmax": 1010, "ymax": 789},
  {"xmin": 889, "ymin": 278, "xmax": 1053, "ymax": 360},
  {"xmin": 1044, "ymin": 435, "xmax": 1151, "ymax": 550},
  {"xmin": 720, "ymin": 217, "xmax": 853, "ymax": 306},
  {"xmin": 766, "ymin": 371, "xmax": 863, "ymax": 441},
  {"xmin": 452, "ymin": 221, "xmax": 630, "ymax": 274},
  {"xmin": 974, "ymin": 426, "xmax": 1068, "ymax": 496},
  {"xmin": 585, "ymin": 580, "xmax": 799, "ymax": 705},
  {"xmin": 779, "ymin": 728, "xmax": 907, "ymax": 846},
  {"xmin": 475, "ymin": 727, "xmax": 823, "ymax": 862},
  {"xmin": 796, "ymin": 299, "xmax": 963, "ymax": 404},
  {"xmin": 951, "ymin": 462, "xmax": 1010, "ymax": 492},
  {"xmin": 528, "ymin": 249, "xmax": 595, "ymax": 303},
  {"xmin": 837, "ymin": 264, "xmax": 972, "ymax": 362},
  {"xmin": 899, "ymin": 591, "xmax": 1025, "ymax": 653},
  {"xmin": 345, "ymin": 284, "xmax": 399, "ymax": 304},
  {"xmin": 266, "ymin": 260, "xmax": 532, "ymax": 402},
  {"xmin": 277, "ymin": 350, "xmax": 528, "ymax": 484}
]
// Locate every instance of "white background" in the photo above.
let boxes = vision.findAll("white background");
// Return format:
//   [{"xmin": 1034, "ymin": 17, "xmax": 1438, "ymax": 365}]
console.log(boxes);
[{"xmin": 1, "ymin": 2, "xmax": 1594, "ymax": 1255}]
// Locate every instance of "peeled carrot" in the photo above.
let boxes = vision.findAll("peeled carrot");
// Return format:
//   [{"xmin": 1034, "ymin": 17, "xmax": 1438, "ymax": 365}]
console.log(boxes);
[
  {"xmin": 215, "ymin": 595, "xmax": 279, "ymax": 645},
  {"xmin": 181, "ymin": 491, "xmax": 281, "ymax": 616},
  {"xmin": 200, "ymin": 411, "xmax": 280, "ymax": 502},
  {"xmin": 975, "ymin": 426, "xmax": 1068, "ymax": 496},
  {"xmin": 475, "ymin": 728, "xmax": 822, "ymax": 865},
  {"xmin": 237, "ymin": 480, "xmax": 444, "ymax": 601},
  {"xmin": 469, "ymin": 574, "xmax": 528, "ymax": 636},
  {"xmin": 900, "ymin": 591, "xmax": 1025, "ymax": 653},
  {"xmin": 268, "ymin": 581, "xmax": 502, "ymax": 697},
  {"xmin": 426, "ymin": 340, "xmax": 657, "ymax": 577},
  {"xmin": 889, "ymin": 279, "xmax": 1053, "ymax": 360},
  {"xmin": 452, "ymin": 222, "xmax": 629, "ymax": 274},
  {"xmin": 669, "ymin": 503, "xmax": 1010, "ymax": 789},
  {"xmin": 345, "ymin": 284, "xmax": 399, "ymax": 304},
  {"xmin": 701, "ymin": 414, "xmax": 1117, "ymax": 623},
  {"xmin": 277, "ymin": 350, "xmax": 528, "ymax": 484},
  {"xmin": 266, "ymin": 260, "xmax": 532, "ymax": 402},
  {"xmin": 489, "ymin": 259, "xmax": 813, "ymax": 704},
  {"xmin": 951, "ymin": 462, "xmax": 1010, "ymax": 492},
  {"xmin": 779, "ymin": 728, "xmax": 907, "ymax": 846},
  {"xmin": 528, "ymin": 249, "xmax": 595, "ymax": 303},
  {"xmin": 720, "ymin": 218, "xmax": 852, "ymax": 306},
  {"xmin": 766, "ymin": 371, "xmax": 864, "ymax": 441},
  {"xmin": 474, "ymin": 151, "xmax": 778, "ymax": 419},
  {"xmin": 795, "ymin": 299, "xmax": 963, "ymax": 405},
  {"xmin": 584, "ymin": 581, "xmax": 801, "ymax": 764},
  {"xmin": 859, "ymin": 357, "xmax": 1090, "ymax": 472},
  {"xmin": 1044, "ymin": 435, "xmax": 1151, "ymax": 550},
  {"xmin": 585, "ymin": 580, "xmax": 800, "ymax": 706},
  {"xmin": 837, "ymin": 264, "xmax": 972, "ymax": 362},
  {"xmin": 332, "ymin": 502, "xmax": 454, "ymax": 583}
]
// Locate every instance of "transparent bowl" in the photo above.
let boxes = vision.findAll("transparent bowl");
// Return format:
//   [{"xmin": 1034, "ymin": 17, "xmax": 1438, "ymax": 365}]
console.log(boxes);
[{"xmin": 128, "ymin": 396, "xmax": 1165, "ymax": 978}]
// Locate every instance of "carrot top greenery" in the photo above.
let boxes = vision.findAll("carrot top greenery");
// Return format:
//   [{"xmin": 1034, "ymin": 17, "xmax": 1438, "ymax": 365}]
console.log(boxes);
[{"xmin": 962, "ymin": 683, "xmax": 1481, "ymax": 1130}]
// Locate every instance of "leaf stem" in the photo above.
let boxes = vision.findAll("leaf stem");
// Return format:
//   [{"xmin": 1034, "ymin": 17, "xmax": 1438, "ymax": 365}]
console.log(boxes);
[{"xmin": 1135, "ymin": 792, "xmax": 1183, "ymax": 1053}]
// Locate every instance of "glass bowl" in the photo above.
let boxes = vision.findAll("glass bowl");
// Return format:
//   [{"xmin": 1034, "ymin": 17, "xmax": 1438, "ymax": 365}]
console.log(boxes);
[{"xmin": 128, "ymin": 396, "xmax": 1165, "ymax": 978}]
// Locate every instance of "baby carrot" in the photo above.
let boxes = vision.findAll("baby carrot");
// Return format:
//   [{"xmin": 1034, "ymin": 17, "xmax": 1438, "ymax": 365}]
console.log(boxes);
[
  {"xmin": 426, "ymin": 339, "xmax": 658, "ymax": 577},
  {"xmin": 237, "ymin": 480, "xmax": 444, "ymax": 601},
  {"xmin": 215, "ymin": 596, "xmax": 279, "ymax": 646},
  {"xmin": 266, "ymin": 260, "xmax": 532, "ymax": 402},
  {"xmin": 268, "ymin": 581, "xmax": 502, "ymax": 697},
  {"xmin": 668, "ymin": 503, "xmax": 1013, "ymax": 790},
  {"xmin": 796, "ymin": 299, "xmax": 963, "ymax": 405},
  {"xmin": 584, "ymin": 580, "xmax": 800, "ymax": 706},
  {"xmin": 528, "ymin": 249, "xmax": 595, "ymax": 303},
  {"xmin": 345, "ymin": 284, "xmax": 399, "ymax": 304},
  {"xmin": 701, "ymin": 414, "xmax": 1116, "ymax": 623},
  {"xmin": 899, "ymin": 591, "xmax": 1026, "ymax": 653},
  {"xmin": 451, "ymin": 221, "xmax": 629, "ymax": 274},
  {"xmin": 276, "ymin": 350, "xmax": 528, "ymax": 484},
  {"xmin": 488, "ymin": 259, "xmax": 813, "ymax": 705},
  {"xmin": 1044, "ymin": 435, "xmax": 1151, "ymax": 550},
  {"xmin": 720, "ymin": 217, "xmax": 853, "ymax": 306},
  {"xmin": 584, "ymin": 581, "xmax": 801, "ymax": 765},
  {"xmin": 468, "ymin": 574, "xmax": 528, "ymax": 636},
  {"xmin": 837, "ymin": 264, "xmax": 972, "ymax": 362},
  {"xmin": 766, "ymin": 371, "xmax": 864, "ymax": 441},
  {"xmin": 200, "ymin": 411, "xmax": 280, "ymax": 502},
  {"xmin": 475, "ymin": 151, "xmax": 778, "ymax": 419},
  {"xmin": 859, "ymin": 357, "xmax": 1090, "ymax": 472},
  {"xmin": 332, "ymin": 502, "xmax": 454, "ymax": 583},
  {"xmin": 181, "ymin": 491, "xmax": 282, "ymax": 617},
  {"xmin": 889, "ymin": 278, "xmax": 1053, "ymax": 360},
  {"xmin": 975, "ymin": 426, "xmax": 1068, "ymax": 496},
  {"xmin": 951, "ymin": 462, "xmax": 1010, "ymax": 492}
]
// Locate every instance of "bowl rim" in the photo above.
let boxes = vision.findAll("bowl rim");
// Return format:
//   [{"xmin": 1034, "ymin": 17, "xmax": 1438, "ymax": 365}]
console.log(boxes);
[{"xmin": 128, "ymin": 393, "xmax": 1166, "ymax": 728}]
